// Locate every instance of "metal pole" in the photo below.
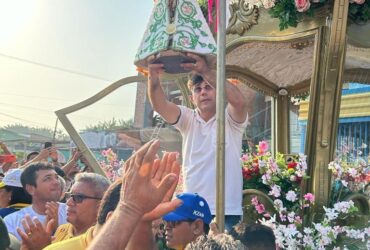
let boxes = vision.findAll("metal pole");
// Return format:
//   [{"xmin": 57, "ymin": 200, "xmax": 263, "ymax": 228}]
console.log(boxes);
[
  {"xmin": 52, "ymin": 118, "xmax": 59, "ymax": 144},
  {"xmin": 216, "ymin": 0, "xmax": 226, "ymax": 232}
]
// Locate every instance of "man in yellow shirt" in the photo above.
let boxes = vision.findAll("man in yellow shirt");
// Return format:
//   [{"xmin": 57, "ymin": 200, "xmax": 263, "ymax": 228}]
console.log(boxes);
[
  {"xmin": 53, "ymin": 173, "xmax": 110, "ymax": 242},
  {"xmin": 44, "ymin": 140, "xmax": 181, "ymax": 250}
]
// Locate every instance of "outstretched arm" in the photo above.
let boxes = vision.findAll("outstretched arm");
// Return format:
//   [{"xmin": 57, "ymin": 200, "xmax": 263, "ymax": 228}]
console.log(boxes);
[
  {"xmin": 0, "ymin": 141, "xmax": 12, "ymax": 155},
  {"xmin": 87, "ymin": 140, "xmax": 179, "ymax": 250},
  {"xmin": 182, "ymin": 53, "xmax": 248, "ymax": 123},
  {"xmin": 147, "ymin": 63, "xmax": 181, "ymax": 124},
  {"xmin": 126, "ymin": 151, "xmax": 182, "ymax": 250}
]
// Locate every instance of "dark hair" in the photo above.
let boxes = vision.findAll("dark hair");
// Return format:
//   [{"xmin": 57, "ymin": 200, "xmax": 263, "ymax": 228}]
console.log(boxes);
[
  {"xmin": 204, "ymin": 223, "xmax": 210, "ymax": 235},
  {"xmin": 4, "ymin": 186, "xmax": 32, "ymax": 205},
  {"xmin": 26, "ymin": 151, "xmax": 39, "ymax": 161},
  {"xmin": 97, "ymin": 179, "xmax": 122, "ymax": 225},
  {"xmin": 20, "ymin": 163, "xmax": 55, "ymax": 188},
  {"xmin": 187, "ymin": 74, "xmax": 204, "ymax": 89},
  {"xmin": 230, "ymin": 223, "xmax": 275, "ymax": 250},
  {"xmin": 54, "ymin": 167, "xmax": 66, "ymax": 178}
]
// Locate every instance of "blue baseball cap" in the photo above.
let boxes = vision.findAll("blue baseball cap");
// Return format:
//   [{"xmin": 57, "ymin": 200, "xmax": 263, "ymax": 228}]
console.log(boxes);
[{"xmin": 163, "ymin": 193, "xmax": 212, "ymax": 225}]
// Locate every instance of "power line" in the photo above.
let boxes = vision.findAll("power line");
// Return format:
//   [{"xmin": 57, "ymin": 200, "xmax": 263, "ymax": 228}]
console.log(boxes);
[
  {"xmin": 0, "ymin": 111, "xmax": 51, "ymax": 127},
  {"xmin": 0, "ymin": 102, "xmax": 53, "ymax": 113},
  {"xmin": 0, "ymin": 52, "xmax": 113, "ymax": 82}
]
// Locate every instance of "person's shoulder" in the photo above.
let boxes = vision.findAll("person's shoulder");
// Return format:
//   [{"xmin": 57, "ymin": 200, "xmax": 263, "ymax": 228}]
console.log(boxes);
[
  {"xmin": 53, "ymin": 223, "xmax": 74, "ymax": 243},
  {"xmin": 0, "ymin": 207, "xmax": 17, "ymax": 218},
  {"xmin": 3, "ymin": 208, "xmax": 23, "ymax": 221}
]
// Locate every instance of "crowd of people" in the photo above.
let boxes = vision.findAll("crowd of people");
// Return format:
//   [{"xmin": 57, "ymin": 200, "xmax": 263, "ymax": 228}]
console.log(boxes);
[{"xmin": 0, "ymin": 54, "xmax": 277, "ymax": 249}]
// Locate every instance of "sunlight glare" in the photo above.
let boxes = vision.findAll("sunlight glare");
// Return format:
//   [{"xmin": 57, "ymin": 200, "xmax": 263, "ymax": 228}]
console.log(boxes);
[{"xmin": 0, "ymin": 1, "xmax": 36, "ymax": 46}]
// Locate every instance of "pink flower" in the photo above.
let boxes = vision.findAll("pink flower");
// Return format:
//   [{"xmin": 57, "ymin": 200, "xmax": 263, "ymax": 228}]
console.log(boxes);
[
  {"xmin": 241, "ymin": 153, "xmax": 249, "ymax": 162},
  {"xmin": 251, "ymin": 196, "xmax": 259, "ymax": 206},
  {"xmin": 304, "ymin": 193, "xmax": 315, "ymax": 203},
  {"xmin": 351, "ymin": 0, "xmax": 365, "ymax": 4},
  {"xmin": 295, "ymin": 0, "xmax": 310, "ymax": 12},
  {"xmin": 256, "ymin": 203, "xmax": 266, "ymax": 214},
  {"xmin": 258, "ymin": 141, "xmax": 269, "ymax": 154}
]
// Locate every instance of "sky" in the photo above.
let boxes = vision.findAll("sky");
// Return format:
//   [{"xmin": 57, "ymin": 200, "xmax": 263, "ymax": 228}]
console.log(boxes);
[{"xmin": 0, "ymin": 0, "xmax": 153, "ymax": 132}]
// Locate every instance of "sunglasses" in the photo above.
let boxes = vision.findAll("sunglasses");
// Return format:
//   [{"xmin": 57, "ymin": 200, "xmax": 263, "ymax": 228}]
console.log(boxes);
[
  {"xmin": 192, "ymin": 83, "xmax": 214, "ymax": 94},
  {"xmin": 65, "ymin": 192, "xmax": 102, "ymax": 203},
  {"xmin": 164, "ymin": 219, "xmax": 195, "ymax": 228}
]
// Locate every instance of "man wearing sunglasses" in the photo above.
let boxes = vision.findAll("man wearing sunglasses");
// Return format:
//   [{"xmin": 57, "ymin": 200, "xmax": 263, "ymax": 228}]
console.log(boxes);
[
  {"xmin": 148, "ymin": 53, "xmax": 248, "ymax": 231},
  {"xmin": 53, "ymin": 173, "xmax": 110, "ymax": 242},
  {"xmin": 43, "ymin": 140, "xmax": 181, "ymax": 250},
  {"xmin": 14, "ymin": 173, "xmax": 110, "ymax": 250}
]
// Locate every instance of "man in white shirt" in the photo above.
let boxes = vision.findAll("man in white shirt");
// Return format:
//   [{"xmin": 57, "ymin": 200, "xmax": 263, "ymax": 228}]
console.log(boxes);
[
  {"xmin": 4, "ymin": 163, "xmax": 67, "ymax": 241},
  {"xmin": 147, "ymin": 53, "xmax": 248, "ymax": 231}
]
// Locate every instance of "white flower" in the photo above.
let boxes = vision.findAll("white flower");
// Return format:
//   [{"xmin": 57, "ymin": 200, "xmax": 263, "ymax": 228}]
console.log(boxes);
[
  {"xmin": 333, "ymin": 201, "xmax": 354, "ymax": 213},
  {"xmin": 269, "ymin": 184, "xmax": 281, "ymax": 197},
  {"xmin": 341, "ymin": 180, "xmax": 348, "ymax": 187},
  {"xmin": 290, "ymin": 175, "xmax": 297, "ymax": 182},
  {"xmin": 273, "ymin": 199, "xmax": 284, "ymax": 210},
  {"xmin": 262, "ymin": 173, "xmax": 271, "ymax": 185},
  {"xmin": 286, "ymin": 190, "xmax": 298, "ymax": 202},
  {"xmin": 323, "ymin": 207, "xmax": 339, "ymax": 221},
  {"xmin": 348, "ymin": 167, "xmax": 358, "ymax": 177},
  {"xmin": 287, "ymin": 212, "xmax": 295, "ymax": 223}
]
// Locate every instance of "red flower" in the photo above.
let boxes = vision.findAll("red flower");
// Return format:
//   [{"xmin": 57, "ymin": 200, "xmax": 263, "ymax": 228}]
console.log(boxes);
[{"xmin": 288, "ymin": 162, "xmax": 298, "ymax": 169}]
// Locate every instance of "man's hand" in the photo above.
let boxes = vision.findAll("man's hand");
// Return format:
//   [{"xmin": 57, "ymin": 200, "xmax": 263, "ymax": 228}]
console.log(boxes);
[
  {"xmin": 148, "ymin": 63, "xmax": 164, "ymax": 82},
  {"xmin": 48, "ymin": 147, "xmax": 58, "ymax": 162},
  {"xmin": 142, "ymin": 151, "xmax": 182, "ymax": 221},
  {"xmin": 45, "ymin": 202, "xmax": 59, "ymax": 232},
  {"xmin": 87, "ymin": 140, "xmax": 179, "ymax": 250},
  {"xmin": 120, "ymin": 140, "xmax": 178, "ymax": 217},
  {"xmin": 37, "ymin": 149, "xmax": 49, "ymax": 161},
  {"xmin": 17, "ymin": 215, "xmax": 54, "ymax": 250},
  {"xmin": 181, "ymin": 53, "xmax": 209, "ymax": 75}
]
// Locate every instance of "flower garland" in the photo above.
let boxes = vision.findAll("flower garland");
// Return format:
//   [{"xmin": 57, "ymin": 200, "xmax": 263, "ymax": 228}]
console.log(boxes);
[
  {"xmin": 241, "ymin": 141, "xmax": 370, "ymax": 249},
  {"xmin": 197, "ymin": 0, "xmax": 369, "ymax": 30}
]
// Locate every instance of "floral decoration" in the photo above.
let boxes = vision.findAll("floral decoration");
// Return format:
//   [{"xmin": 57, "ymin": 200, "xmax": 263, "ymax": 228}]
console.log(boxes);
[
  {"xmin": 197, "ymin": 0, "xmax": 369, "ymax": 30},
  {"xmin": 329, "ymin": 143, "xmax": 370, "ymax": 205},
  {"xmin": 242, "ymin": 141, "xmax": 370, "ymax": 249},
  {"xmin": 241, "ymin": 140, "xmax": 309, "ymax": 200},
  {"xmin": 99, "ymin": 148, "xmax": 124, "ymax": 182}
]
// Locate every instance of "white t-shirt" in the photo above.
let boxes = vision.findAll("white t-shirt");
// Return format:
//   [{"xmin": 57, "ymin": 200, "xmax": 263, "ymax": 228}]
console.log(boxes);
[
  {"xmin": 174, "ymin": 106, "xmax": 248, "ymax": 215},
  {"xmin": 4, "ymin": 203, "xmax": 67, "ymax": 241}
]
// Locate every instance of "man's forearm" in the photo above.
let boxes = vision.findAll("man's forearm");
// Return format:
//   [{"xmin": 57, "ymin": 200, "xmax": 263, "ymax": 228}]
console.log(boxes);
[
  {"xmin": 126, "ymin": 221, "xmax": 156, "ymax": 250},
  {"xmin": 148, "ymin": 75, "xmax": 167, "ymax": 112},
  {"xmin": 88, "ymin": 205, "xmax": 143, "ymax": 250}
]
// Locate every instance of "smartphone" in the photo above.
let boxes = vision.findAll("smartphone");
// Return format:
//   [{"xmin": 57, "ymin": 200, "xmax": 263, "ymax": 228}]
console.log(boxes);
[{"xmin": 44, "ymin": 142, "xmax": 52, "ymax": 149}]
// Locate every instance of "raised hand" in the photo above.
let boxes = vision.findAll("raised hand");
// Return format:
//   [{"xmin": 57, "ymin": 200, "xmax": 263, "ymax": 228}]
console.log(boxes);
[
  {"xmin": 181, "ymin": 53, "xmax": 209, "ymax": 75},
  {"xmin": 45, "ymin": 202, "xmax": 59, "ymax": 232},
  {"xmin": 142, "ymin": 151, "xmax": 182, "ymax": 221},
  {"xmin": 120, "ymin": 140, "xmax": 178, "ymax": 217},
  {"xmin": 17, "ymin": 215, "xmax": 54, "ymax": 250}
]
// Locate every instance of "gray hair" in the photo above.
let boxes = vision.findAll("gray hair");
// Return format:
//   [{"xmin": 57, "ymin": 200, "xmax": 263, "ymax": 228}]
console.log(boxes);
[
  {"xmin": 74, "ymin": 173, "xmax": 111, "ymax": 198},
  {"xmin": 186, "ymin": 234, "xmax": 247, "ymax": 250}
]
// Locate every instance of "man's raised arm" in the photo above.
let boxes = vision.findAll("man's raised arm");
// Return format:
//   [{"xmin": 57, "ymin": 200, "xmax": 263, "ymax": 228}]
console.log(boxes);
[
  {"xmin": 148, "ymin": 63, "xmax": 181, "ymax": 124},
  {"xmin": 182, "ymin": 53, "xmax": 248, "ymax": 123}
]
